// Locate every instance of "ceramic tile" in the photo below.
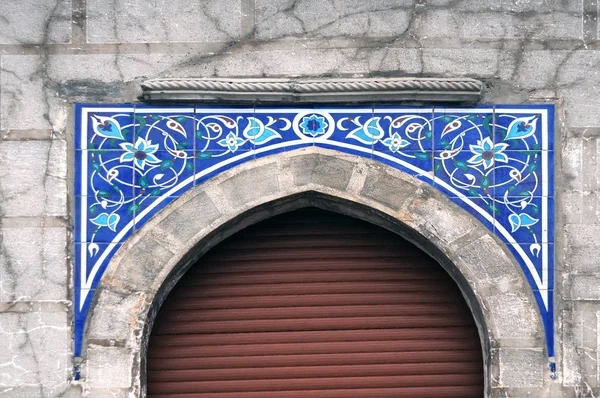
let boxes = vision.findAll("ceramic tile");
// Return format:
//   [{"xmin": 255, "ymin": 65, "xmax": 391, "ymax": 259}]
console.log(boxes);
[
  {"xmin": 495, "ymin": 104, "xmax": 554, "ymax": 151},
  {"xmin": 328, "ymin": 109, "xmax": 375, "ymax": 157},
  {"xmin": 373, "ymin": 110, "xmax": 434, "ymax": 153},
  {"xmin": 251, "ymin": 110, "xmax": 301, "ymax": 150},
  {"xmin": 196, "ymin": 110, "xmax": 255, "ymax": 154},
  {"xmin": 494, "ymin": 150, "xmax": 554, "ymax": 198},
  {"xmin": 494, "ymin": 196, "xmax": 553, "ymax": 244},
  {"xmin": 139, "ymin": 113, "xmax": 195, "ymax": 150},
  {"xmin": 433, "ymin": 150, "xmax": 495, "ymax": 198},
  {"xmin": 75, "ymin": 243, "xmax": 122, "ymax": 284},
  {"xmin": 73, "ymin": 103, "xmax": 556, "ymax": 364},
  {"xmin": 432, "ymin": 107, "xmax": 494, "ymax": 150},
  {"xmin": 132, "ymin": 150, "xmax": 195, "ymax": 198},
  {"xmin": 82, "ymin": 149, "xmax": 135, "ymax": 198},
  {"xmin": 79, "ymin": 110, "xmax": 136, "ymax": 151},
  {"xmin": 75, "ymin": 196, "xmax": 134, "ymax": 243},
  {"xmin": 74, "ymin": 287, "xmax": 93, "ymax": 356}
]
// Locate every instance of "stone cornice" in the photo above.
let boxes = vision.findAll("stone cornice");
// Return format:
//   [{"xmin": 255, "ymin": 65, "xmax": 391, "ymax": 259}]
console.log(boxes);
[{"xmin": 141, "ymin": 77, "xmax": 483, "ymax": 103}]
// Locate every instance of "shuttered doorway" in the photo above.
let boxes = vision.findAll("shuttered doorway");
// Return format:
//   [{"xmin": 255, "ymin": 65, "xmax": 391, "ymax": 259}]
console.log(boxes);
[{"xmin": 147, "ymin": 208, "xmax": 484, "ymax": 397}]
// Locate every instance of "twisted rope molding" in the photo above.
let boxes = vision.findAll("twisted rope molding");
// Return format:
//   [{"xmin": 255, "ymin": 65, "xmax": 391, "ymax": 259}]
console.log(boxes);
[{"xmin": 141, "ymin": 78, "xmax": 483, "ymax": 103}]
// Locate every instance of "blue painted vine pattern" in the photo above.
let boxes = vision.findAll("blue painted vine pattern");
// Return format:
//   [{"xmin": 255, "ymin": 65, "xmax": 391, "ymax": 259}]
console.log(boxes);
[{"xmin": 75, "ymin": 105, "xmax": 553, "ymax": 367}]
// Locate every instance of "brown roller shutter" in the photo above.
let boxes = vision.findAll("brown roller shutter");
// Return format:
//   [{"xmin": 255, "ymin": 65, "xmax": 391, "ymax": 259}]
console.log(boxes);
[{"xmin": 147, "ymin": 208, "xmax": 484, "ymax": 397}]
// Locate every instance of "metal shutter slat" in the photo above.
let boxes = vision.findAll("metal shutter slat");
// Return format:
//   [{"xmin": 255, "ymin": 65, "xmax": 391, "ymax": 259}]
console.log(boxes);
[{"xmin": 147, "ymin": 208, "xmax": 483, "ymax": 396}]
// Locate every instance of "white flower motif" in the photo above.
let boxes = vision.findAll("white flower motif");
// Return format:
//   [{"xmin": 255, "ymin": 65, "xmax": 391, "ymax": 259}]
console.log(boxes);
[
  {"xmin": 119, "ymin": 137, "xmax": 161, "ymax": 169},
  {"xmin": 382, "ymin": 132, "xmax": 410, "ymax": 152},
  {"xmin": 217, "ymin": 132, "xmax": 245, "ymax": 152},
  {"xmin": 467, "ymin": 137, "xmax": 509, "ymax": 169}
]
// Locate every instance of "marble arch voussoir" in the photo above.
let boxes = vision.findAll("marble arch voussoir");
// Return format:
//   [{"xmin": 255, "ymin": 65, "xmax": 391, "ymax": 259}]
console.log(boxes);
[{"xmin": 85, "ymin": 147, "xmax": 545, "ymax": 396}]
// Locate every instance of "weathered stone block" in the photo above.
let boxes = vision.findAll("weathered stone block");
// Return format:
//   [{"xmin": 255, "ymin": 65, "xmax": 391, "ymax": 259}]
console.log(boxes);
[
  {"xmin": 255, "ymin": 0, "xmax": 412, "ymax": 39},
  {"xmin": 368, "ymin": 48, "xmax": 423, "ymax": 75},
  {"xmin": 419, "ymin": 10, "xmax": 581, "ymax": 41},
  {"xmin": 0, "ymin": 0, "xmax": 71, "ymax": 44},
  {"xmin": 561, "ymin": 191, "xmax": 600, "ymax": 225},
  {"xmin": 1, "ymin": 56, "xmax": 54, "ymax": 131},
  {"xmin": 0, "ymin": 312, "xmax": 70, "ymax": 390},
  {"xmin": 453, "ymin": 234, "xmax": 522, "ymax": 291},
  {"xmin": 564, "ymin": 224, "xmax": 600, "ymax": 273},
  {"xmin": 561, "ymin": 137, "xmax": 599, "ymax": 192},
  {"xmin": 561, "ymin": 305, "xmax": 600, "ymax": 388},
  {"xmin": 153, "ymin": 192, "xmax": 221, "ymax": 247},
  {"xmin": 0, "ymin": 141, "xmax": 67, "ymax": 217},
  {"xmin": 108, "ymin": 233, "xmax": 175, "ymax": 294},
  {"xmin": 498, "ymin": 348, "xmax": 545, "ymax": 387},
  {"xmin": 218, "ymin": 162, "xmax": 281, "ymax": 209},
  {"xmin": 87, "ymin": 289, "xmax": 148, "ymax": 342},
  {"xmin": 422, "ymin": 48, "xmax": 499, "ymax": 78},
  {"xmin": 0, "ymin": 385, "xmax": 80, "ymax": 398},
  {"xmin": 79, "ymin": 388, "xmax": 131, "ymax": 398},
  {"xmin": 360, "ymin": 165, "xmax": 419, "ymax": 211},
  {"xmin": 0, "ymin": 226, "xmax": 67, "ymax": 301},
  {"xmin": 289, "ymin": 153, "xmax": 354, "ymax": 191},
  {"xmin": 514, "ymin": 50, "xmax": 571, "ymax": 90},
  {"xmin": 86, "ymin": 0, "xmax": 241, "ymax": 43},
  {"xmin": 488, "ymin": 292, "xmax": 540, "ymax": 340},
  {"xmin": 427, "ymin": 0, "xmax": 582, "ymax": 13},
  {"xmin": 404, "ymin": 194, "xmax": 478, "ymax": 246},
  {"xmin": 570, "ymin": 276, "xmax": 600, "ymax": 301},
  {"xmin": 557, "ymin": 51, "xmax": 600, "ymax": 127},
  {"xmin": 86, "ymin": 346, "xmax": 133, "ymax": 389}
]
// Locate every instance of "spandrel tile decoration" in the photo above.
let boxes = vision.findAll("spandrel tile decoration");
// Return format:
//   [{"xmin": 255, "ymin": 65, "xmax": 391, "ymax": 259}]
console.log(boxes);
[{"xmin": 74, "ymin": 104, "xmax": 555, "ymax": 360}]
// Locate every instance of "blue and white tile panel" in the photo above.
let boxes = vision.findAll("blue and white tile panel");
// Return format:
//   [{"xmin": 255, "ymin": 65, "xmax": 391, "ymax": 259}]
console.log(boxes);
[{"xmin": 74, "ymin": 104, "xmax": 554, "ymax": 362}]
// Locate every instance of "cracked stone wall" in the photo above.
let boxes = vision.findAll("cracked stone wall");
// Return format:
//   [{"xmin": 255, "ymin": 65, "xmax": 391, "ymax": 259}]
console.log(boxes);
[{"xmin": 0, "ymin": 0, "xmax": 597, "ymax": 397}]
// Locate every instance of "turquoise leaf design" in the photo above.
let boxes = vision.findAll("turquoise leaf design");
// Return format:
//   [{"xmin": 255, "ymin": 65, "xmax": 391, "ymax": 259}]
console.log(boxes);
[
  {"xmin": 346, "ymin": 117, "xmax": 384, "ymax": 145},
  {"xmin": 91, "ymin": 115, "xmax": 125, "ymax": 140},
  {"xmin": 90, "ymin": 212, "xmax": 120, "ymax": 232},
  {"xmin": 528, "ymin": 162, "xmax": 538, "ymax": 172},
  {"xmin": 127, "ymin": 203, "xmax": 140, "ymax": 216},
  {"xmin": 243, "ymin": 117, "xmax": 282, "ymax": 145},
  {"xmin": 480, "ymin": 175, "xmax": 491, "ymax": 189},
  {"xmin": 414, "ymin": 152, "xmax": 430, "ymax": 161},
  {"xmin": 139, "ymin": 176, "xmax": 149, "ymax": 189},
  {"xmin": 505, "ymin": 115, "xmax": 538, "ymax": 140},
  {"xmin": 508, "ymin": 213, "xmax": 539, "ymax": 232},
  {"xmin": 487, "ymin": 202, "xmax": 500, "ymax": 215},
  {"xmin": 160, "ymin": 160, "xmax": 174, "ymax": 171},
  {"xmin": 254, "ymin": 127, "xmax": 281, "ymax": 145},
  {"xmin": 347, "ymin": 128, "xmax": 376, "ymax": 144},
  {"xmin": 454, "ymin": 160, "xmax": 468, "ymax": 171},
  {"xmin": 365, "ymin": 118, "xmax": 382, "ymax": 139}
]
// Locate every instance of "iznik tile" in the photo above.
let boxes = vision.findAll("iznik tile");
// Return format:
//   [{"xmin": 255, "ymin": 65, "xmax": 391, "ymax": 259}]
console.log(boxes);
[{"xmin": 73, "ymin": 104, "xmax": 555, "ymax": 363}]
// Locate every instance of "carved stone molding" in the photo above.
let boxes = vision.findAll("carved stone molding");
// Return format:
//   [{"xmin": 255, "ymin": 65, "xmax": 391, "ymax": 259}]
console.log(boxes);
[{"xmin": 141, "ymin": 77, "xmax": 483, "ymax": 103}]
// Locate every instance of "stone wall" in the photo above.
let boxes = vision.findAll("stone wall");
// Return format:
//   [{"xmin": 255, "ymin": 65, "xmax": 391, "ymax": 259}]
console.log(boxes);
[{"xmin": 0, "ymin": 0, "xmax": 598, "ymax": 396}]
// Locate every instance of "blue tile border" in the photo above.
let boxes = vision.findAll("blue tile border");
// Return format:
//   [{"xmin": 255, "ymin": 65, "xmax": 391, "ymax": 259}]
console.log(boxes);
[{"xmin": 73, "ymin": 104, "xmax": 555, "ymax": 365}]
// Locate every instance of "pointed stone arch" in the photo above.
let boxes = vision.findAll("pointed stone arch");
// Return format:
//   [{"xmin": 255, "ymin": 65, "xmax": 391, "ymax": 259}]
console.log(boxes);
[{"xmin": 83, "ymin": 147, "xmax": 546, "ymax": 397}]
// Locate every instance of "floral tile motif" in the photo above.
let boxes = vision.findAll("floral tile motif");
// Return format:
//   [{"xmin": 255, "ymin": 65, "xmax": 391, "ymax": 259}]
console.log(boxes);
[
  {"xmin": 433, "ymin": 149, "xmax": 496, "ymax": 198},
  {"xmin": 74, "ymin": 104, "xmax": 555, "ymax": 361},
  {"xmin": 374, "ymin": 115, "xmax": 434, "ymax": 154},
  {"xmin": 76, "ymin": 109, "xmax": 136, "ymax": 151}
]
